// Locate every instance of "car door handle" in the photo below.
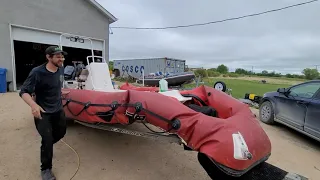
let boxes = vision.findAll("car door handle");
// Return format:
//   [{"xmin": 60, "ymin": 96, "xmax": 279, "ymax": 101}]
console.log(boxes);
[{"xmin": 296, "ymin": 101, "xmax": 307, "ymax": 104}]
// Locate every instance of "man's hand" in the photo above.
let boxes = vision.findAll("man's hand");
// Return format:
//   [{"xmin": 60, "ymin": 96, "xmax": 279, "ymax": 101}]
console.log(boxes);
[
  {"xmin": 31, "ymin": 103, "xmax": 46, "ymax": 119},
  {"xmin": 21, "ymin": 93, "xmax": 45, "ymax": 119}
]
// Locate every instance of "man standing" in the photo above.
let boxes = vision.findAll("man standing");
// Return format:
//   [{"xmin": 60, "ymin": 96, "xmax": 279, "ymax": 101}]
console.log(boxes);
[{"xmin": 19, "ymin": 46, "xmax": 69, "ymax": 180}]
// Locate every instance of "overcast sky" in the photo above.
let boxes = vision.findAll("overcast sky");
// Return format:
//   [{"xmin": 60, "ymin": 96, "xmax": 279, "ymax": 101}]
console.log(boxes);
[{"xmin": 96, "ymin": 0, "xmax": 320, "ymax": 74}]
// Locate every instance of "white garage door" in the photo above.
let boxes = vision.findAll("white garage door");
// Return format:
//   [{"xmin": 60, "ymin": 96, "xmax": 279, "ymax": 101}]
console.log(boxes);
[{"xmin": 11, "ymin": 26, "xmax": 104, "ymax": 51}]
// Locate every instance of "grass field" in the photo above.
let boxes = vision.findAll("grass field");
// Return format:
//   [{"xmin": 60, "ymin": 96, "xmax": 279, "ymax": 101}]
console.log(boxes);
[
  {"xmin": 114, "ymin": 75, "xmax": 307, "ymax": 99},
  {"xmin": 184, "ymin": 76, "xmax": 306, "ymax": 99}
]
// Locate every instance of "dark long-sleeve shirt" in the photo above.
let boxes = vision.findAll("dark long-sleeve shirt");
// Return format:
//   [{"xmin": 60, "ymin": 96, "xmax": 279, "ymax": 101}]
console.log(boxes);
[{"xmin": 19, "ymin": 63, "xmax": 64, "ymax": 113}]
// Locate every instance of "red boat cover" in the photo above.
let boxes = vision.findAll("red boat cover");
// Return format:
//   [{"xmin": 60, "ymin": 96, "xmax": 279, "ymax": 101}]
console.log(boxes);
[{"xmin": 62, "ymin": 85, "xmax": 271, "ymax": 172}]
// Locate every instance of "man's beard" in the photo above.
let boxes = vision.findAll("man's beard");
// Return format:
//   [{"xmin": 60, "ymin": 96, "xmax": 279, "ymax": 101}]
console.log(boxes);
[{"xmin": 53, "ymin": 61, "xmax": 62, "ymax": 68}]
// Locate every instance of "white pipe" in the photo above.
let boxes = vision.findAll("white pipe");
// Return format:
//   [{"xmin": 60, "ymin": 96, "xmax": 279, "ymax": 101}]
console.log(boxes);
[
  {"xmin": 59, "ymin": 34, "xmax": 66, "ymax": 88},
  {"xmin": 59, "ymin": 33, "xmax": 96, "ymax": 90},
  {"xmin": 142, "ymin": 68, "xmax": 144, "ymax": 86}
]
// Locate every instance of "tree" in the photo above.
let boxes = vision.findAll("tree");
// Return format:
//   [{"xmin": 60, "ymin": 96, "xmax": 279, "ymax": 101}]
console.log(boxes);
[
  {"xmin": 285, "ymin": 74, "xmax": 294, "ymax": 78},
  {"xmin": 216, "ymin": 64, "xmax": 229, "ymax": 74},
  {"xmin": 261, "ymin": 70, "xmax": 268, "ymax": 75},
  {"xmin": 108, "ymin": 61, "xmax": 114, "ymax": 70},
  {"xmin": 235, "ymin": 68, "xmax": 248, "ymax": 75},
  {"xmin": 302, "ymin": 68, "xmax": 319, "ymax": 80},
  {"xmin": 207, "ymin": 68, "xmax": 217, "ymax": 71},
  {"xmin": 194, "ymin": 69, "xmax": 208, "ymax": 78}
]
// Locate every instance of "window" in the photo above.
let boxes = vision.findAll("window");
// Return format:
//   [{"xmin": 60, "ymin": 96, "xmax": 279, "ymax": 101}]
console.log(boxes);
[{"xmin": 288, "ymin": 82, "xmax": 320, "ymax": 99}]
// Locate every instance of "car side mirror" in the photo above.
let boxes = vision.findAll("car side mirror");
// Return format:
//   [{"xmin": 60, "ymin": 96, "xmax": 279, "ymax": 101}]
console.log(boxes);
[{"xmin": 277, "ymin": 88, "xmax": 287, "ymax": 94}]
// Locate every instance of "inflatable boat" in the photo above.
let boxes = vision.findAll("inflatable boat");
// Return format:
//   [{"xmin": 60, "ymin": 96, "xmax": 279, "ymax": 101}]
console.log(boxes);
[
  {"xmin": 137, "ymin": 71, "xmax": 195, "ymax": 87},
  {"xmin": 61, "ymin": 54, "xmax": 274, "ymax": 179},
  {"xmin": 55, "ymin": 33, "xmax": 311, "ymax": 179}
]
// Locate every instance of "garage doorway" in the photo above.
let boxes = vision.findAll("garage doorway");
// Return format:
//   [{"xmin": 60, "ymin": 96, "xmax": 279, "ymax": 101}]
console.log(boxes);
[{"xmin": 13, "ymin": 40, "xmax": 102, "ymax": 89}]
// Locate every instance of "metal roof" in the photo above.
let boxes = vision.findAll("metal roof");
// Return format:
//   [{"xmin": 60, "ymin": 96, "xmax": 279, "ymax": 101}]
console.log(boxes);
[
  {"xmin": 86, "ymin": 0, "xmax": 118, "ymax": 24},
  {"xmin": 113, "ymin": 57, "xmax": 186, "ymax": 62}
]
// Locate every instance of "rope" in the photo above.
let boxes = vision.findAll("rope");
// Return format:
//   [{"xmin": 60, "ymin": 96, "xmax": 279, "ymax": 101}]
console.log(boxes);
[{"xmin": 61, "ymin": 139, "xmax": 80, "ymax": 180}]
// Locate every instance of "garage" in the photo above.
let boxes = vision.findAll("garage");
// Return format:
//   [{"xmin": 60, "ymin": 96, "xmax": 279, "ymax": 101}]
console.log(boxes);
[
  {"xmin": 0, "ymin": 0, "xmax": 117, "ymax": 91},
  {"xmin": 11, "ymin": 26, "xmax": 104, "ymax": 89}
]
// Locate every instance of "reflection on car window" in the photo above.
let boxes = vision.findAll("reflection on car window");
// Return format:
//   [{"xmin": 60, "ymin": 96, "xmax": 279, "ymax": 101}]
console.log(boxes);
[{"xmin": 289, "ymin": 82, "xmax": 320, "ymax": 99}]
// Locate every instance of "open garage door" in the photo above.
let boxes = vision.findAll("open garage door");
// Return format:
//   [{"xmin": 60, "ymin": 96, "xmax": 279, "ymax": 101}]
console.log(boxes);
[
  {"xmin": 11, "ymin": 26, "xmax": 104, "ymax": 51},
  {"xmin": 11, "ymin": 25, "xmax": 105, "ymax": 90}
]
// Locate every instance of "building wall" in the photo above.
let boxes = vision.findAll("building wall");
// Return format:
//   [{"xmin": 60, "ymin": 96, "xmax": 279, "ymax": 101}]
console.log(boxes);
[{"xmin": 0, "ymin": 0, "xmax": 111, "ymax": 91}]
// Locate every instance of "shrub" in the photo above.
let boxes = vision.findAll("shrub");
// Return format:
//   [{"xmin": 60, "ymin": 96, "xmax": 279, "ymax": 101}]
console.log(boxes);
[
  {"xmin": 194, "ymin": 69, "xmax": 208, "ymax": 78},
  {"xmin": 207, "ymin": 70, "xmax": 220, "ymax": 77},
  {"xmin": 228, "ymin": 73, "xmax": 240, "ymax": 77}
]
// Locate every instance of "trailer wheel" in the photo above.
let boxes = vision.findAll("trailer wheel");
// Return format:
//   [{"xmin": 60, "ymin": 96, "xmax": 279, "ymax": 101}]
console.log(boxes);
[{"xmin": 213, "ymin": 81, "xmax": 227, "ymax": 92}]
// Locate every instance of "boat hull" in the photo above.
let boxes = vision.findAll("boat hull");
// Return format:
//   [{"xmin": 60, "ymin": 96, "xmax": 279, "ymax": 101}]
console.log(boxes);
[
  {"xmin": 62, "ymin": 85, "xmax": 271, "ymax": 175},
  {"xmin": 137, "ymin": 73, "xmax": 195, "ymax": 86}
]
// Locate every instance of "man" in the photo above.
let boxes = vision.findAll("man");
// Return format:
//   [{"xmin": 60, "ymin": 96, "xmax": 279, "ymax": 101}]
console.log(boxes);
[{"xmin": 19, "ymin": 46, "xmax": 70, "ymax": 180}]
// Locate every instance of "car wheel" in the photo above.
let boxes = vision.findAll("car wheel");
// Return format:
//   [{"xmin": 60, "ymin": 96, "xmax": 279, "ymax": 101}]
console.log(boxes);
[{"xmin": 259, "ymin": 101, "xmax": 275, "ymax": 124}]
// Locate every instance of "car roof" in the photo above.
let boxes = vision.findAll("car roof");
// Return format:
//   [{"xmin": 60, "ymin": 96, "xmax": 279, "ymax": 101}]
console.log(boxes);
[{"xmin": 306, "ymin": 80, "xmax": 320, "ymax": 83}]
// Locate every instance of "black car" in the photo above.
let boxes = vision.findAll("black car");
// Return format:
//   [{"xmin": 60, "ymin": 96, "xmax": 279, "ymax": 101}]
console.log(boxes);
[{"xmin": 259, "ymin": 80, "xmax": 320, "ymax": 141}]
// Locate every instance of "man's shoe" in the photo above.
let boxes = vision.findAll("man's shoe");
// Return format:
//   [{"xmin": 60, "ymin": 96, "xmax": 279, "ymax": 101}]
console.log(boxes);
[{"xmin": 41, "ymin": 169, "xmax": 56, "ymax": 180}]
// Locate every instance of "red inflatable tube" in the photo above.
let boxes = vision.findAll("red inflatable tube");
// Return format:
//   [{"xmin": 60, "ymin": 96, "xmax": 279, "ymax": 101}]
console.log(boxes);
[
  {"xmin": 119, "ymin": 82, "xmax": 159, "ymax": 92},
  {"xmin": 62, "ymin": 85, "xmax": 271, "ymax": 176}
]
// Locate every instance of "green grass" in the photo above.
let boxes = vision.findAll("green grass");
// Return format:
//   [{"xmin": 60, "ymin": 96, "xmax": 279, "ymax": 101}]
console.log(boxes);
[
  {"xmin": 255, "ymin": 76, "xmax": 305, "ymax": 82},
  {"xmin": 184, "ymin": 77, "xmax": 292, "ymax": 99}
]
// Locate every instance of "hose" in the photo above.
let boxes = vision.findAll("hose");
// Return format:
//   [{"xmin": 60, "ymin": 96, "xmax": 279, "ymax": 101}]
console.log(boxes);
[{"xmin": 61, "ymin": 139, "xmax": 80, "ymax": 180}]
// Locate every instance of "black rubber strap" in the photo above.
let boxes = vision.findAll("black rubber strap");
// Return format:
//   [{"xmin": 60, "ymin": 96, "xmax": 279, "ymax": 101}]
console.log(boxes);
[
  {"xmin": 66, "ymin": 102, "xmax": 91, "ymax": 116},
  {"xmin": 62, "ymin": 97, "xmax": 114, "ymax": 107},
  {"xmin": 141, "ymin": 108, "xmax": 172, "ymax": 124},
  {"xmin": 63, "ymin": 99, "xmax": 71, "ymax": 107},
  {"xmin": 61, "ymin": 97, "xmax": 180, "ymax": 129}
]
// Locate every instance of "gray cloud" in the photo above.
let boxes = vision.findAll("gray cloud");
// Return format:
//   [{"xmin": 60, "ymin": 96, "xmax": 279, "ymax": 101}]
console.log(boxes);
[{"xmin": 97, "ymin": 0, "xmax": 320, "ymax": 74}]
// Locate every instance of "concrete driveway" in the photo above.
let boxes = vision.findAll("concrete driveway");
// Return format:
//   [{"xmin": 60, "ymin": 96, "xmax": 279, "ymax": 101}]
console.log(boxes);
[{"xmin": 0, "ymin": 92, "xmax": 320, "ymax": 180}]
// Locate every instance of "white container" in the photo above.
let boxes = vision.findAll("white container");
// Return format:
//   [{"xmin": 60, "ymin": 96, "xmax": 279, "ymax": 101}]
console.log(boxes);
[
  {"xmin": 113, "ymin": 57, "xmax": 186, "ymax": 79},
  {"xmin": 159, "ymin": 78, "xmax": 168, "ymax": 92}
]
